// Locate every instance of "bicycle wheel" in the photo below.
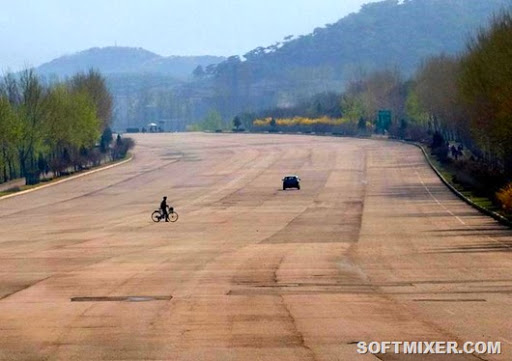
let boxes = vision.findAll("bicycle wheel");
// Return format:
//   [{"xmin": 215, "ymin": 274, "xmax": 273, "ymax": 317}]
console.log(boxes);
[
  {"xmin": 169, "ymin": 211, "xmax": 179, "ymax": 222},
  {"xmin": 151, "ymin": 210, "xmax": 161, "ymax": 222}
]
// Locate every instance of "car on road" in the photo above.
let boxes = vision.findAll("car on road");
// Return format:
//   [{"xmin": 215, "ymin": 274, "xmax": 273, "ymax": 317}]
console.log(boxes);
[{"xmin": 282, "ymin": 175, "xmax": 300, "ymax": 190}]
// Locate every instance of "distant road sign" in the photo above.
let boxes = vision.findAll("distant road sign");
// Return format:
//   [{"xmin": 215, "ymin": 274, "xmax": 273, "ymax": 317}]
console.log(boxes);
[{"xmin": 377, "ymin": 110, "xmax": 392, "ymax": 133}]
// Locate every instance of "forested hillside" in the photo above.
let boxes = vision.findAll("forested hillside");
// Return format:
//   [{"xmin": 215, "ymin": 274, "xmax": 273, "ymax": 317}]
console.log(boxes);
[{"xmin": 183, "ymin": 0, "xmax": 509, "ymax": 125}]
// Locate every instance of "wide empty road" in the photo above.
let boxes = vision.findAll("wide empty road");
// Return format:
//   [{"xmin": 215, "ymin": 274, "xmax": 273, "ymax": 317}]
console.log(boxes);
[{"xmin": 0, "ymin": 133, "xmax": 511, "ymax": 361}]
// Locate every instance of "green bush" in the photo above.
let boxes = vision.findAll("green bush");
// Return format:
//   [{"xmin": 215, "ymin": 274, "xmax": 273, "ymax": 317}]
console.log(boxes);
[
  {"xmin": 451, "ymin": 159, "xmax": 506, "ymax": 198},
  {"xmin": 112, "ymin": 136, "xmax": 135, "ymax": 160}
]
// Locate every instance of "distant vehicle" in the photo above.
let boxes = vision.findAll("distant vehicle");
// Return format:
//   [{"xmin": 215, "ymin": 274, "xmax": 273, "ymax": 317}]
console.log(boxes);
[{"xmin": 282, "ymin": 175, "xmax": 300, "ymax": 190}]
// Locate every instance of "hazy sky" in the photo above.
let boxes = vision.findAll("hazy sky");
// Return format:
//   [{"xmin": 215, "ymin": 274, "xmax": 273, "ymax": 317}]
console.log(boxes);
[{"xmin": 0, "ymin": 0, "xmax": 380, "ymax": 71}]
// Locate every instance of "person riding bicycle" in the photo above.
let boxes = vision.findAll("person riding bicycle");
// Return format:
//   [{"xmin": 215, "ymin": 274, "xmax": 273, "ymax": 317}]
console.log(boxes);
[{"xmin": 160, "ymin": 196, "xmax": 170, "ymax": 222}]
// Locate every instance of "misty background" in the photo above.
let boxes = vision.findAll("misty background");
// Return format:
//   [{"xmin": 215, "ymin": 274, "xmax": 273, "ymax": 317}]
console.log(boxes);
[{"xmin": 1, "ymin": 0, "xmax": 380, "ymax": 71}]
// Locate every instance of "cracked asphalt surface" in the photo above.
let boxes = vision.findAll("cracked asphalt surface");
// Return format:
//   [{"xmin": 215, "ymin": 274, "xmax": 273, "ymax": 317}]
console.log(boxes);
[{"xmin": 0, "ymin": 133, "xmax": 511, "ymax": 360}]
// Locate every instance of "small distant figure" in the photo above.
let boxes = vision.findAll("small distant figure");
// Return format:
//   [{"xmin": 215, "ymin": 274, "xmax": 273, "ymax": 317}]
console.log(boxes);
[
  {"xmin": 450, "ymin": 145, "xmax": 459, "ymax": 160},
  {"xmin": 160, "ymin": 196, "xmax": 169, "ymax": 222},
  {"xmin": 457, "ymin": 144, "xmax": 464, "ymax": 158}
]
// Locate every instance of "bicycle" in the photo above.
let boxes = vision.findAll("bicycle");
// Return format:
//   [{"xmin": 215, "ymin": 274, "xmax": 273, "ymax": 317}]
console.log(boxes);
[{"xmin": 151, "ymin": 206, "xmax": 179, "ymax": 223}]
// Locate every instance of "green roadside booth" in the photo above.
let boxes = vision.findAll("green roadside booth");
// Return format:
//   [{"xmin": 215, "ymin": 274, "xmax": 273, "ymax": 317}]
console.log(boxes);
[{"xmin": 377, "ymin": 110, "xmax": 392, "ymax": 134}]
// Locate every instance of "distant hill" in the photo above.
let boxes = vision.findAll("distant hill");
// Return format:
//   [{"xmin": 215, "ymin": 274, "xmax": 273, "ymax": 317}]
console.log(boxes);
[
  {"xmin": 35, "ymin": 47, "xmax": 225, "ymax": 79},
  {"xmin": 242, "ymin": 0, "xmax": 511, "ymax": 77}
]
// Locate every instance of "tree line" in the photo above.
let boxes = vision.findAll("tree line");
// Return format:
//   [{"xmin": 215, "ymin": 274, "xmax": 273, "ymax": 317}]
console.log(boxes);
[
  {"xmin": 403, "ymin": 11, "xmax": 512, "ymax": 179},
  {"xmin": 0, "ymin": 69, "xmax": 132, "ymax": 186}
]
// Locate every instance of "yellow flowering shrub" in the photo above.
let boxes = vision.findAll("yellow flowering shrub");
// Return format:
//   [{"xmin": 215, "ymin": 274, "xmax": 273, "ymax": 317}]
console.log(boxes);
[
  {"xmin": 496, "ymin": 183, "xmax": 512, "ymax": 213},
  {"xmin": 253, "ymin": 117, "xmax": 349, "ymax": 126}
]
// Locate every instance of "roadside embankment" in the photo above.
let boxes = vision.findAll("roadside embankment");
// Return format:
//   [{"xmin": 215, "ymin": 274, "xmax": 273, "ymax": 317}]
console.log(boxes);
[{"xmin": 408, "ymin": 141, "xmax": 512, "ymax": 228}]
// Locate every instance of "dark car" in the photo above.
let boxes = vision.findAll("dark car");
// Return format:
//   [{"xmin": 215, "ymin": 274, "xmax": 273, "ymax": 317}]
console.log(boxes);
[{"xmin": 282, "ymin": 175, "xmax": 300, "ymax": 190}]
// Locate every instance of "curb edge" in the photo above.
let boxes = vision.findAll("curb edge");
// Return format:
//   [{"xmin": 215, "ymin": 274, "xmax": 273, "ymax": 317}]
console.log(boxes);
[
  {"xmin": 405, "ymin": 141, "xmax": 512, "ymax": 228},
  {"xmin": 0, "ymin": 155, "xmax": 133, "ymax": 201}
]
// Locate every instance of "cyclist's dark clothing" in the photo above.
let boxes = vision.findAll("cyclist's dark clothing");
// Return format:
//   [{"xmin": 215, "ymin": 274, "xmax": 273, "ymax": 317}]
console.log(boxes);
[
  {"xmin": 160, "ymin": 199, "xmax": 169, "ymax": 221},
  {"xmin": 160, "ymin": 199, "xmax": 167, "ymax": 211}
]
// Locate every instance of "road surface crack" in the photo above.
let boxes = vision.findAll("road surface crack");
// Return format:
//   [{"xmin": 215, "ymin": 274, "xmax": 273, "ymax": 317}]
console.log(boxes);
[
  {"xmin": 274, "ymin": 254, "xmax": 317, "ymax": 360},
  {"xmin": 279, "ymin": 294, "xmax": 317, "ymax": 361}
]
